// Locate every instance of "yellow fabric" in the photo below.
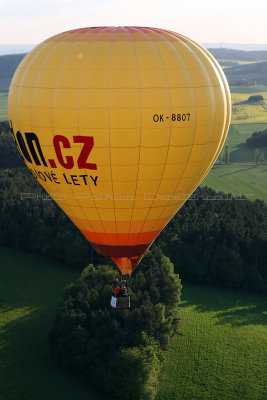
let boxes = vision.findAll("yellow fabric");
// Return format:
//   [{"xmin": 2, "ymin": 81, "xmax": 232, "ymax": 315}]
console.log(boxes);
[{"xmin": 8, "ymin": 27, "xmax": 231, "ymax": 248}]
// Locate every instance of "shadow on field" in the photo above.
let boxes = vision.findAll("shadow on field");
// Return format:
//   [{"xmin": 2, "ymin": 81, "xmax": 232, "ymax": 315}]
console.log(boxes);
[
  {"xmin": 214, "ymin": 304, "xmax": 266, "ymax": 327},
  {"xmin": 230, "ymin": 143, "xmax": 253, "ymax": 163},
  {"xmin": 0, "ymin": 304, "xmax": 16, "ymax": 315},
  {"xmin": 0, "ymin": 247, "xmax": 111, "ymax": 400},
  {"xmin": 0, "ymin": 305, "xmax": 111, "ymax": 400},
  {"xmin": 180, "ymin": 284, "xmax": 267, "ymax": 327},
  {"xmin": 219, "ymin": 165, "xmax": 257, "ymax": 178}
]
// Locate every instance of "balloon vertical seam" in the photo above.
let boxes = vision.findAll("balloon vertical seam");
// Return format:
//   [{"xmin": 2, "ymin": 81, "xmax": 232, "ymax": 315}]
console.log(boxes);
[
  {"xmin": 147, "ymin": 30, "xmax": 200, "ymax": 233},
  {"xmin": 133, "ymin": 28, "xmax": 188, "ymax": 246},
  {"xmin": 107, "ymin": 27, "xmax": 119, "ymax": 247},
  {"xmin": 14, "ymin": 42, "xmax": 52, "ymax": 168},
  {"xmin": 126, "ymin": 27, "xmax": 144, "ymax": 250},
  {"xmin": 48, "ymin": 31, "xmax": 95, "ymax": 238},
  {"xmin": 75, "ymin": 28, "xmax": 110, "ymax": 244}
]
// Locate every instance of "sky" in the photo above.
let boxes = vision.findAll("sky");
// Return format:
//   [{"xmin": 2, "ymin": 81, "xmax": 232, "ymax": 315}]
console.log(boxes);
[{"xmin": 0, "ymin": 0, "xmax": 267, "ymax": 45}]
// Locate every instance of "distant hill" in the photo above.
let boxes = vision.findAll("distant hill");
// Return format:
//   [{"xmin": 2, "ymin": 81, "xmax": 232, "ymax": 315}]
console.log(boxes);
[
  {"xmin": 0, "ymin": 44, "xmax": 35, "ymax": 55},
  {"xmin": 208, "ymin": 48, "xmax": 267, "ymax": 61},
  {"xmin": 223, "ymin": 61, "xmax": 267, "ymax": 85},
  {"xmin": 204, "ymin": 43, "xmax": 267, "ymax": 51},
  {"xmin": 0, "ymin": 48, "xmax": 267, "ymax": 90},
  {"xmin": 0, "ymin": 54, "xmax": 26, "ymax": 89}
]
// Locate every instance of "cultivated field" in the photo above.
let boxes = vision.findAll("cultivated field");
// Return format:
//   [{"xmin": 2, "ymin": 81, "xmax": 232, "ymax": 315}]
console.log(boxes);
[{"xmin": 231, "ymin": 91, "xmax": 267, "ymax": 124}]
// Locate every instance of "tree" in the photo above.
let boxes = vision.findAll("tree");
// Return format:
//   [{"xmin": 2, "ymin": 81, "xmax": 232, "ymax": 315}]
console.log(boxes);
[
  {"xmin": 247, "ymin": 95, "xmax": 263, "ymax": 103},
  {"xmin": 259, "ymin": 151, "xmax": 265, "ymax": 164},
  {"xmin": 108, "ymin": 335, "xmax": 162, "ymax": 400},
  {"xmin": 155, "ymin": 186, "xmax": 267, "ymax": 294},
  {"xmin": 247, "ymin": 129, "xmax": 267, "ymax": 149},
  {"xmin": 254, "ymin": 148, "xmax": 260, "ymax": 164}
]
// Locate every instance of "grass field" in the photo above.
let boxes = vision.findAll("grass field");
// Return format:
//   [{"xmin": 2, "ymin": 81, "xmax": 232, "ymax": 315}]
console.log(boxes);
[
  {"xmin": 202, "ymin": 122, "xmax": 267, "ymax": 202},
  {"xmin": 225, "ymin": 123, "xmax": 267, "ymax": 162},
  {"xmin": 0, "ymin": 92, "xmax": 8, "ymax": 121},
  {"xmin": 230, "ymin": 85, "xmax": 267, "ymax": 94},
  {"xmin": 202, "ymin": 164, "xmax": 267, "ymax": 202},
  {"xmin": 0, "ymin": 247, "xmax": 111, "ymax": 400},
  {"xmin": 1, "ymin": 248, "xmax": 266, "ymax": 400},
  {"xmin": 157, "ymin": 284, "xmax": 267, "ymax": 400}
]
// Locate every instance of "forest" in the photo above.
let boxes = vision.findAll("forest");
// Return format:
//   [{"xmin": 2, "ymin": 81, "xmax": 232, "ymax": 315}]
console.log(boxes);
[
  {"xmin": 0, "ymin": 54, "xmax": 26, "ymax": 89},
  {"xmin": 51, "ymin": 248, "xmax": 182, "ymax": 400},
  {"xmin": 247, "ymin": 128, "xmax": 267, "ymax": 149},
  {"xmin": 209, "ymin": 48, "xmax": 267, "ymax": 61}
]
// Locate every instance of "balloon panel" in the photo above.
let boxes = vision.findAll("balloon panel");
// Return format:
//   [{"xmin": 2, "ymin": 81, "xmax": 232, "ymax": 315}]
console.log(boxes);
[{"xmin": 8, "ymin": 27, "xmax": 231, "ymax": 275}]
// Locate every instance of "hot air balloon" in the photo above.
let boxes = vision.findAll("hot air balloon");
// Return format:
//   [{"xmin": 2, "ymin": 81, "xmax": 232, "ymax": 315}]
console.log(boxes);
[{"xmin": 8, "ymin": 27, "xmax": 231, "ymax": 303}]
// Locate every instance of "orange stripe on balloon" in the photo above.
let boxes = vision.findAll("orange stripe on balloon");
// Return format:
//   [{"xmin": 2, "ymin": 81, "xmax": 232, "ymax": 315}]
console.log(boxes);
[{"xmin": 69, "ymin": 216, "xmax": 170, "ymax": 234}]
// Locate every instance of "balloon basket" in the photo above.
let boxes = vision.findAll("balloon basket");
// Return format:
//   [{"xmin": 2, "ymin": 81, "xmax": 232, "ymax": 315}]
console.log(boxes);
[{"xmin": 111, "ymin": 295, "xmax": 130, "ymax": 309}]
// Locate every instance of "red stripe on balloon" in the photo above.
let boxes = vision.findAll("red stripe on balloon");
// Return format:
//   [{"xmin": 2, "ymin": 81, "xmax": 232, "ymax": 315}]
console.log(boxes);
[
  {"xmin": 89, "ymin": 242, "xmax": 152, "ymax": 275},
  {"xmin": 90, "ymin": 241, "xmax": 151, "ymax": 258}
]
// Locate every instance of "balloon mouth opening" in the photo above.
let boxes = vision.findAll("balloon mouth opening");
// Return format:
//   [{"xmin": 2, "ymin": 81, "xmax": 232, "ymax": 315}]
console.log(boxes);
[
  {"xmin": 90, "ymin": 242, "xmax": 152, "ymax": 275},
  {"xmin": 111, "ymin": 256, "xmax": 143, "ymax": 276}
]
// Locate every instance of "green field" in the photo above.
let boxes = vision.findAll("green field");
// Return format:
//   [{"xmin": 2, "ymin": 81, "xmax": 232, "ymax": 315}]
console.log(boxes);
[
  {"xmin": 0, "ymin": 92, "xmax": 8, "ymax": 121},
  {"xmin": 230, "ymin": 85, "xmax": 267, "ymax": 94},
  {"xmin": 202, "ymin": 164, "xmax": 267, "ymax": 201},
  {"xmin": 201, "ymin": 122, "xmax": 267, "ymax": 202},
  {"xmin": 202, "ymin": 122, "xmax": 267, "ymax": 202},
  {"xmin": 225, "ymin": 123, "xmax": 267, "ymax": 161},
  {"xmin": 157, "ymin": 284, "xmax": 267, "ymax": 400},
  {"xmin": 0, "ymin": 247, "xmax": 111, "ymax": 400},
  {"xmin": 1, "ymin": 248, "xmax": 266, "ymax": 400}
]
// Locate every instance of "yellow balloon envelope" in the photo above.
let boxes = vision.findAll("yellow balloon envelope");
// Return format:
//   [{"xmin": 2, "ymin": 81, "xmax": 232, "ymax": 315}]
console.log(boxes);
[{"xmin": 8, "ymin": 27, "xmax": 231, "ymax": 275}]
